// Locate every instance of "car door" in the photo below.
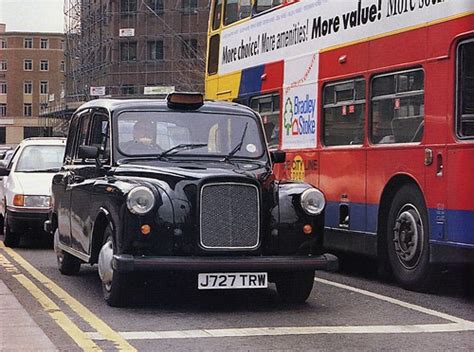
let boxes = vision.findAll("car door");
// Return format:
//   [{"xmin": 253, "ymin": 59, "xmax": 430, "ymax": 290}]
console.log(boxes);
[
  {"xmin": 70, "ymin": 110, "xmax": 111, "ymax": 255},
  {"xmin": 53, "ymin": 112, "xmax": 82, "ymax": 246}
]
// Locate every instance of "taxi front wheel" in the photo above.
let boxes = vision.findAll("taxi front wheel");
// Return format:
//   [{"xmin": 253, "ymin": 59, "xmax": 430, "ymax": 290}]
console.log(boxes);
[
  {"xmin": 99, "ymin": 225, "xmax": 128, "ymax": 307},
  {"xmin": 275, "ymin": 271, "xmax": 315, "ymax": 304}
]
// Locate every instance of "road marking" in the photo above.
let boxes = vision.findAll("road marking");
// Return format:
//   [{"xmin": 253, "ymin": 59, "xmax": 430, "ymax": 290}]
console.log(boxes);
[
  {"xmin": 87, "ymin": 322, "xmax": 474, "ymax": 340},
  {"xmin": 313, "ymin": 277, "xmax": 473, "ymax": 325},
  {"xmin": 0, "ymin": 243, "xmax": 137, "ymax": 352},
  {"xmin": 86, "ymin": 276, "xmax": 474, "ymax": 341},
  {"xmin": 15, "ymin": 273, "xmax": 102, "ymax": 351},
  {"xmin": 0, "ymin": 253, "xmax": 100, "ymax": 351}
]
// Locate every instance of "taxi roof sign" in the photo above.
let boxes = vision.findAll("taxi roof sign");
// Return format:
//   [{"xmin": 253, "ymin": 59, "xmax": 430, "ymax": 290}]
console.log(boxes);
[{"xmin": 166, "ymin": 92, "xmax": 204, "ymax": 110}]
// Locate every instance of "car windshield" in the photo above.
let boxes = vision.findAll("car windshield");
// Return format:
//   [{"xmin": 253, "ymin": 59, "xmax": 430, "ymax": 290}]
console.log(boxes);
[
  {"xmin": 117, "ymin": 111, "xmax": 265, "ymax": 158},
  {"xmin": 15, "ymin": 145, "xmax": 65, "ymax": 172}
]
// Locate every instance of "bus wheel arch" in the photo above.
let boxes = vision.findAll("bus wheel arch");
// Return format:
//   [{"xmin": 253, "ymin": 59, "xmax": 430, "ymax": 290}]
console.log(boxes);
[{"xmin": 378, "ymin": 176, "xmax": 433, "ymax": 291}]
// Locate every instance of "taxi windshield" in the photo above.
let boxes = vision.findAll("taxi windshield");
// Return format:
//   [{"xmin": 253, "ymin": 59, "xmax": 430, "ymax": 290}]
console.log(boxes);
[{"xmin": 117, "ymin": 111, "xmax": 265, "ymax": 158}]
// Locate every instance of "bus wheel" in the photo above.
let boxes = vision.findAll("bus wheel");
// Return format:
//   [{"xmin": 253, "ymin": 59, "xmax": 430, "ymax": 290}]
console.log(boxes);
[{"xmin": 386, "ymin": 184, "xmax": 433, "ymax": 291}]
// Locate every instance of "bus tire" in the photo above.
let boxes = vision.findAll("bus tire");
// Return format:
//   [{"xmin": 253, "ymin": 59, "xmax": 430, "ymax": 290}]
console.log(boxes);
[{"xmin": 386, "ymin": 184, "xmax": 433, "ymax": 291}]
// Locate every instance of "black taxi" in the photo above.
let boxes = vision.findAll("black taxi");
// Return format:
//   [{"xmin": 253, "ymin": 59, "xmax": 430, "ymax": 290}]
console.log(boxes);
[{"xmin": 46, "ymin": 93, "xmax": 337, "ymax": 306}]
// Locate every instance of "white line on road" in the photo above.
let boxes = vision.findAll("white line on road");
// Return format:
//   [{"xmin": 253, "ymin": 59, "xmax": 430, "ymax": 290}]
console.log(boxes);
[{"xmin": 86, "ymin": 277, "xmax": 474, "ymax": 341}]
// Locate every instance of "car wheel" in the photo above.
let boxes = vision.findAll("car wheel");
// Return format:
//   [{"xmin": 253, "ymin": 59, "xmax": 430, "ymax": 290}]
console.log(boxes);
[
  {"xmin": 54, "ymin": 229, "xmax": 81, "ymax": 275},
  {"xmin": 3, "ymin": 212, "xmax": 20, "ymax": 248},
  {"xmin": 275, "ymin": 271, "xmax": 315, "ymax": 304},
  {"xmin": 386, "ymin": 184, "xmax": 433, "ymax": 291},
  {"xmin": 98, "ymin": 225, "xmax": 128, "ymax": 307}
]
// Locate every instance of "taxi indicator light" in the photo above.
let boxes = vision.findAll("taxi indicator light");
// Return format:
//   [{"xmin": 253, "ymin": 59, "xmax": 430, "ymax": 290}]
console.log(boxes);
[
  {"xmin": 166, "ymin": 92, "xmax": 204, "ymax": 110},
  {"xmin": 13, "ymin": 194, "xmax": 24, "ymax": 206},
  {"xmin": 303, "ymin": 224, "xmax": 313, "ymax": 235},
  {"xmin": 141, "ymin": 224, "xmax": 151, "ymax": 235}
]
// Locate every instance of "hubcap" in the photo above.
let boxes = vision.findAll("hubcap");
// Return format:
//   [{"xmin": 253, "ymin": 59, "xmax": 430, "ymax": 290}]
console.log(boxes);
[
  {"xmin": 393, "ymin": 204, "xmax": 423, "ymax": 270},
  {"xmin": 98, "ymin": 239, "xmax": 114, "ymax": 291}
]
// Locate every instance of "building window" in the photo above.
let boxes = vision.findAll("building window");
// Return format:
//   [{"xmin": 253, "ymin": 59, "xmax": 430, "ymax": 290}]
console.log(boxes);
[
  {"xmin": 24, "ymin": 38, "xmax": 33, "ymax": 48},
  {"xmin": 121, "ymin": 0, "xmax": 137, "ymax": 13},
  {"xmin": 60, "ymin": 60, "xmax": 65, "ymax": 72},
  {"xmin": 40, "ymin": 81, "xmax": 49, "ymax": 95},
  {"xmin": 456, "ymin": 38, "xmax": 474, "ymax": 138},
  {"xmin": 24, "ymin": 59, "xmax": 33, "ymax": 71},
  {"xmin": 0, "ymin": 39, "xmax": 6, "ymax": 49},
  {"xmin": 24, "ymin": 127, "xmax": 50, "ymax": 138},
  {"xmin": 147, "ymin": 40, "xmax": 163, "ymax": 60},
  {"xmin": 121, "ymin": 84, "xmax": 136, "ymax": 95},
  {"xmin": 0, "ymin": 104, "xmax": 6, "ymax": 117},
  {"xmin": 323, "ymin": 78, "xmax": 366, "ymax": 146},
  {"xmin": 224, "ymin": 0, "xmax": 251, "ymax": 26},
  {"xmin": 61, "ymin": 40, "xmax": 65, "ymax": 50},
  {"xmin": 24, "ymin": 81, "xmax": 33, "ymax": 94},
  {"xmin": 60, "ymin": 82, "xmax": 65, "ymax": 98},
  {"xmin": 148, "ymin": 0, "xmax": 164, "ymax": 13},
  {"xmin": 182, "ymin": 0, "xmax": 198, "ymax": 13},
  {"xmin": 40, "ymin": 38, "xmax": 49, "ymax": 49},
  {"xmin": 0, "ymin": 60, "xmax": 6, "ymax": 71},
  {"xmin": 24, "ymin": 104, "xmax": 32, "ymax": 117},
  {"xmin": 182, "ymin": 38, "xmax": 198, "ymax": 59},
  {"xmin": 120, "ymin": 41, "xmax": 137, "ymax": 61},
  {"xmin": 370, "ymin": 69, "xmax": 424, "ymax": 144},
  {"xmin": 40, "ymin": 60, "xmax": 49, "ymax": 71},
  {"xmin": 0, "ymin": 128, "xmax": 5, "ymax": 144},
  {"xmin": 0, "ymin": 81, "xmax": 6, "ymax": 95}
]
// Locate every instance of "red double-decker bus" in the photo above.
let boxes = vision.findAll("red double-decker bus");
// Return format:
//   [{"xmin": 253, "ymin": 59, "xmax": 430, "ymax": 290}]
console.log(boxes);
[{"xmin": 205, "ymin": 0, "xmax": 474, "ymax": 290}]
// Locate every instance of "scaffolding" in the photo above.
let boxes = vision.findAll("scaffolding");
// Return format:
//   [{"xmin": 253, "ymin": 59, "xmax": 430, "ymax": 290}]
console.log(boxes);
[{"xmin": 64, "ymin": 0, "xmax": 210, "ymax": 102}]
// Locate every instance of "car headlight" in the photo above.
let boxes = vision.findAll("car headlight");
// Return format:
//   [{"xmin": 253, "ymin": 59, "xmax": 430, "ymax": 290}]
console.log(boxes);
[
  {"xmin": 13, "ymin": 194, "xmax": 51, "ymax": 208},
  {"xmin": 126, "ymin": 186, "xmax": 155, "ymax": 215},
  {"xmin": 300, "ymin": 188, "xmax": 325, "ymax": 215}
]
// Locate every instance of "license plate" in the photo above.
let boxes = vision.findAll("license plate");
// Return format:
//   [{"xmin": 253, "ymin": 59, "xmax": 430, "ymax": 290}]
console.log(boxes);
[{"xmin": 198, "ymin": 272, "xmax": 268, "ymax": 290}]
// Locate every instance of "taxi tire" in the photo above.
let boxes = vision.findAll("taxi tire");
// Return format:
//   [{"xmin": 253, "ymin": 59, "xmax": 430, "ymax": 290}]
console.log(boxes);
[
  {"xmin": 101, "ymin": 226, "xmax": 128, "ymax": 307},
  {"xmin": 275, "ymin": 271, "xmax": 315, "ymax": 304},
  {"xmin": 3, "ymin": 212, "xmax": 20, "ymax": 248},
  {"xmin": 55, "ymin": 230, "xmax": 81, "ymax": 276},
  {"xmin": 386, "ymin": 185, "xmax": 433, "ymax": 292}
]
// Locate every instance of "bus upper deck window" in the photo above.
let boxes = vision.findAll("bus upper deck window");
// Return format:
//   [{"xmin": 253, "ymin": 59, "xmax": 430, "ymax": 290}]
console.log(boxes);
[
  {"xmin": 212, "ymin": 0, "xmax": 223, "ymax": 30},
  {"xmin": 255, "ymin": 0, "xmax": 283, "ymax": 14},
  {"xmin": 207, "ymin": 34, "xmax": 220, "ymax": 75},
  {"xmin": 224, "ymin": 0, "xmax": 251, "ymax": 26}
]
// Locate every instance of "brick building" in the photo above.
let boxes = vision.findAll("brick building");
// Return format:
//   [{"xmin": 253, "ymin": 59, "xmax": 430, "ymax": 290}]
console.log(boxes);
[{"xmin": 0, "ymin": 23, "xmax": 65, "ymax": 144}]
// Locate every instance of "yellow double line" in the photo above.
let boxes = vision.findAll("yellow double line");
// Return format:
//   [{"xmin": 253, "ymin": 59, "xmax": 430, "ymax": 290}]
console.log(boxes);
[{"xmin": 0, "ymin": 242, "xmax": 136, "ymax": 351}]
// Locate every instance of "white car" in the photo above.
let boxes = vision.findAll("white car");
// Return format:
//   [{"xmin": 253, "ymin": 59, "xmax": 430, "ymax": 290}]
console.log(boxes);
[{"xmin": 0, "ymin": 138, "xmax": 66, "ymax": 247}]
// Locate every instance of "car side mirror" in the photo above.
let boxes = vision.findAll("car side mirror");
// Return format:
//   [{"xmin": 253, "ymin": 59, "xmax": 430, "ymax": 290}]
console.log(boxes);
[
  {"xmin": 0, "ymin": 165, "xmax": 10, "ymax": 176},
  {"xmin": 271, "ymin": 150, "xmax": 286, "ymax": 164},
  {"xmin": 78, "ymin": 145, "xmax": 100, "ymax": 160}
]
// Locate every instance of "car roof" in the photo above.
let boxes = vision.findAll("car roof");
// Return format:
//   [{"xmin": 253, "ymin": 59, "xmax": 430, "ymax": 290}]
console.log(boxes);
[
  {"xmin": 76, "ymin": 98, "xmax": 256, "ymax": 117},
  {"xmin": 19, "ymin": 137, "xmax": 66, "ymax": 146}
]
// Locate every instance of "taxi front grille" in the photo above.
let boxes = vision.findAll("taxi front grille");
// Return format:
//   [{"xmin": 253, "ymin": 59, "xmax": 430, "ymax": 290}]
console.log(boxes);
[{"xmin": 200, "ymin": 183, "xmax": 260, "ymax": 250}]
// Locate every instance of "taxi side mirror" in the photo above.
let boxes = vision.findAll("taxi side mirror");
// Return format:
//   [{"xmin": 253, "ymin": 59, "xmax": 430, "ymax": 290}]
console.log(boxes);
[
  {"xmin": 78, "ymin": 145, "xmax": 100, "ymax": 160},
  {"xmin": 271, "ymin": 150, "xmax": 286, "ymax": 164}
]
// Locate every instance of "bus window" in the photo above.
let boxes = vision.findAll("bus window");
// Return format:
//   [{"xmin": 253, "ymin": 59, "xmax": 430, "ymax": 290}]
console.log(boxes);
[
  {"xmin": 371, "ymin": 69, "xmax": 424, "ymax": 144},
  {"xmin": 255, "ymin": 0, "xmax": 283, "ymax": 14},
  {"xmin": 207, "ymin": 34, "xmax": 220, "ymax": 75},
  {"xmin": 224, "ymin": 0, "xmax": 251, "ymax": 26},
  {"xmin": 323, "ymin": 78, "xmax": 365, "ymax": 146},
  {"xmin": 212, "ymin": 0, "xmax": 223, "ymax": 30},
  {"xmin": 250, "ymin": 93, "xmax": 280, "ymax": 149},
  {"xmin": 457, "ymin": 38, "xmax": 474, "ymax": 138}
]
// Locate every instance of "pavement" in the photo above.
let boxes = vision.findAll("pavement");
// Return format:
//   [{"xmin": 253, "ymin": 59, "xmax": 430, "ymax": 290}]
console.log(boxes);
[{"xmin": 0, "ymin": 279, "xmax": 56, "ymax": 351}]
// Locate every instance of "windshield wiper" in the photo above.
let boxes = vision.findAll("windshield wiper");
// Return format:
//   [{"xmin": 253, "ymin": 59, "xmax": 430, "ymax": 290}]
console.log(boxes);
[
  {"xmin": 160, "ymin": 143, "xmax": 208, "ymax": 158},
  {"xmin": 225, "ymin": 122, "xmax": 248, "ymax": 161}
]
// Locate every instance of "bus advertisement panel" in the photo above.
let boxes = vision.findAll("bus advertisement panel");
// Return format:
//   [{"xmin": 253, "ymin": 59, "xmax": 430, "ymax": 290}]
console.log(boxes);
[{"xmin": 206, "ymin": 0, "xmax": 474, "ymax": 291}]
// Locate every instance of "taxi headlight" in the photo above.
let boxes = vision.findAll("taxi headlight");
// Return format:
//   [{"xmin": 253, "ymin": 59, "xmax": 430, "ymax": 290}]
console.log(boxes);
[
  {"xmin": 126, "ymin": 186, "xmax": 155, "ymax": 215},
  {"xmin": 300, "ymin": 188, "xmax": 325, "ymax": 215}
]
